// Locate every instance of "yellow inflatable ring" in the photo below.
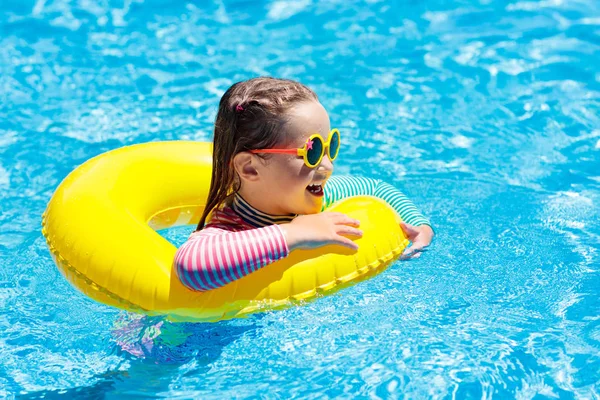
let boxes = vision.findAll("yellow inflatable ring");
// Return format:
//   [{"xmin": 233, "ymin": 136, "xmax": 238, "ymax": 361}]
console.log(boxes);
[{"xmin": 41, "ymin": 141, "xmax": 409, "ymax": 322}]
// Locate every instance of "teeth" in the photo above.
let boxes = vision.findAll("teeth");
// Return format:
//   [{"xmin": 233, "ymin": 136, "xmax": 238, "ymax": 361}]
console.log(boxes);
[{"xmin": 307, "ymin": 183, "xmax": 324, "ymax": 195}]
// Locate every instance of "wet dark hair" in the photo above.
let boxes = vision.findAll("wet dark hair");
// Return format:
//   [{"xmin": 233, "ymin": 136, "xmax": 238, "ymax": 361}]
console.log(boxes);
[{"xmin": 195, "ymin": 77, "xmax": 319, "ymax": 230}]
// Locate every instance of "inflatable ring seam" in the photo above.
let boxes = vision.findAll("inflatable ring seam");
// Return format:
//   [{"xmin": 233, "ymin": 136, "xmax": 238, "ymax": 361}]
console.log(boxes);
[{"xmin": 41, "ymin": 212, "xmax": 148, "ymax": 313}]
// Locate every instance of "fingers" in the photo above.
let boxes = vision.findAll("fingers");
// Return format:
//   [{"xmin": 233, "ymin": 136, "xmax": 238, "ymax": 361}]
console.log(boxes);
[
  {"xmin": 403, "ymin": 242, "xmax": 426, "ymax": 254},
  {"xmin": 335, "ymin": 225, "xmax": 363, "ymax": 237},
  {"xmin": 324, "ymin": 214, "xmax": 361, "ymax": 249},
  {"xmin": 325, "ymin": 212, "xmax": 361, "ymax": 227},
  {"xmin": 400, "ymin": 249, "xmax": 416, "ymax": 260},
  {"xmin": 401, "ymin": 244, "xmax": 428, "ymax": 260},
  {"xmin": 334, "ymin": 236, "xmax": 359, "ymax": 250},
  {"xmin": 331, "ymin": 225, "xmax": 362, "ymax": 250},
  {"xmin": 401, "ymin": 250, "xmax": 422, "ymax": 260}
]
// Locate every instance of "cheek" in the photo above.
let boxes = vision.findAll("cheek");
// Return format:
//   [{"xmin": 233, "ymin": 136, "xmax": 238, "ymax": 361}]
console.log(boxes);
[
  {"xmin": 267, "ymin": 156, "xmax": 315, "ymax": 194},
  {"xmin": 293, "ymin": 166, "xmax": 315, "ymax": 187},
  {"xmin": 283, "ymin": 157, "xmax": 312, "ymax": 180}
]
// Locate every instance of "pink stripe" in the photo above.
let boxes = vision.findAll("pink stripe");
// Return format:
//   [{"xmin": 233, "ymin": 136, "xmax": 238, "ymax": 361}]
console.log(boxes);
[
  {"xmin": 218, "ymin": 233, "xmax": 235, "ymax": 283},
  {"xmin": 266, "ymin": 228, "xmax": 278, "ymax": 261},
  {"xmin": 275, "ymin": 226, "xmax": 287, "ymax": 258},
  {"xmin": 189, "ymin": 240, "xmax": 207, "ymax": 291},
  {"xmin": 226, "ymin": 233, "xmax": 243, "ymax": 280},
  {"xmin": 258, "ymin": 228, "xmax": 274, "ymax": 266},
  {"xmin": 235, "ymin": 230, "xmax": 249, "ymax": 275},
  {"xmin": 250, "ymin": 229, "xmax": 266, "ymax": 271},
  {"xmin": 190, "ymin": 239, "xmax": 213, "ymax": 291},
  {"xmin": 200, "ymin": 235, "xmax": 217, "ymax": 290},
  {"xmin": 206, "ymin": 235, "xmax": 220, "ymax": 287},
  {"xmin": 179, "ymin": 242, "xmax": 195, "ymax": 289},
  {"xmin": 180, "ymin": 241, "xmax": 201, "ymax": 290},
  {"xmin": 250, "ymin": 229, "xmax": 265, "ymax": 272},
  {"xmin": 216, "ymin": 233, "xmax": 234, "ymax": 284},
  {"xmin": 269, "ymin": 226, "xmax": 283, "ymax": 260},
  {"xmin": 274, "ymin": 225, "xmax": 289, "ymax": 256},
  {"xmin": 270, "ymin": 226, "xmax": 285, "ymax": 259},
  {"xmin": 179, "ymin": 242, "xmax": 197, "ymax": 290},
  {"xmin": 214, "ymin": 234, "xmax": 226, "ymax": 282},
  {"xmin": 231, "ymin": 231, "xmax": 245, "ymax": 279},
  {"xmin": 243, "ymin": 229, "xmax": 259, "ymax": 273},
  {"xmin": 208, "ymin": 235, "xmax": 228, "ymax": 286},
  {"xmin": 174, "ymin": 246, "xmax": 190, "ymax": 288},
  {"xmin": 261, "ymin": 227, "xmax": 276, "ymax": 262},
  {"xmin": 238, "ymin": 230, "xmax": 252, "ymax": 276}
]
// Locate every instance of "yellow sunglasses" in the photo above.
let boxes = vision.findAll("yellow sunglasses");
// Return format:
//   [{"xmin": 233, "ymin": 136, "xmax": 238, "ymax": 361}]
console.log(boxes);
[{"xmin": 249, "ymin": 129, "xmax": 341, "ymax": 168}]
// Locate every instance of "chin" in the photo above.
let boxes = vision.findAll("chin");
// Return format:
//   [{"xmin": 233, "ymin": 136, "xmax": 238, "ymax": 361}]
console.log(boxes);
[
  {"xmin": 293, "ymin": 191, "xmax": 324, "ymax": 215},
  {"xmin": 303, "ymin": 199, "xmax": 323, "ymax": 214}
]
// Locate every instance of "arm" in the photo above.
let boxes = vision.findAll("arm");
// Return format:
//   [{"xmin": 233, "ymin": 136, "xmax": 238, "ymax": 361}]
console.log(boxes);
[
  {"xmin": 323, "ymin": 176, "xmax": 432, "ymax": 227},
  {"xmin": 174, "ymin": 225, "xmax": 289, "ymax": 292}
]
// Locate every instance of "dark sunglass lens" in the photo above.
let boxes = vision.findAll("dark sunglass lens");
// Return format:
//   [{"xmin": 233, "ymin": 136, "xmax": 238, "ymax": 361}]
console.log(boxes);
[
  {"xmin": 329, "ymin": 131, "xmax": 340, "ymax": 160},
  {"xmin": 306, "ymin": 137, "xmax": 324, "ymax": 166}
]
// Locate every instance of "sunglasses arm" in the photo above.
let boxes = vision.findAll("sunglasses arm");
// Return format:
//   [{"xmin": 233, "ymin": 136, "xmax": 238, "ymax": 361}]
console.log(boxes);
[{"xmin": 249, "ymin": 149, "xmax": 300, "ymax": 155}]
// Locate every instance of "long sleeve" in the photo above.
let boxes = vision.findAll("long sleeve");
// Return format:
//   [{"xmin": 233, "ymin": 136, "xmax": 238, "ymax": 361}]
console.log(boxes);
[
  {"xmin": 174, "ymin": 224, "xmax": 289, "ymax": 292},
  {"xmin": 323, "ymin": 176, "xmax": 431, "ymax": 227}
]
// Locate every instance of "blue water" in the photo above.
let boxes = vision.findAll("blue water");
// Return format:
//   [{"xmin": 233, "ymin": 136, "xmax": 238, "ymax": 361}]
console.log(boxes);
[{"xmin": 1, "ymin": 0, "xmax": 599, "ymax": 397}]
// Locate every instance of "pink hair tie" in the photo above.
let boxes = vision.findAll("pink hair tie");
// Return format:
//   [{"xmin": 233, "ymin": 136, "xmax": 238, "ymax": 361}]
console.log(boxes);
[{"xmin": 235, "ymin": 104, "xmax": 244, "ymax": 113}]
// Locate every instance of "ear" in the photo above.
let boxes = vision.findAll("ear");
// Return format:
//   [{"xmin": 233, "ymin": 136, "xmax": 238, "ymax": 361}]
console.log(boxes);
[{"xmin": 232, "ymin": 152, "xmax": 260, "ymax": 182}]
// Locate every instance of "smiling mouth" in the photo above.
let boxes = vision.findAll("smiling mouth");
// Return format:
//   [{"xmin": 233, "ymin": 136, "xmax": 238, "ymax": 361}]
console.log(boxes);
[{"xmin": 306, "ymin": 183, "xmax": 324, "ymax": 197}]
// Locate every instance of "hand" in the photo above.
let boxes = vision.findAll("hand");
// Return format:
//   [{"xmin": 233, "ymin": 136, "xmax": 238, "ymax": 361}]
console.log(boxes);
[
  {"xmin": 281, "ymin": 212, "xmax": 363, "ymax": 251},
  {"xmin": 400, "ymin": 222, "xmax": 434, "ymax": 260}
]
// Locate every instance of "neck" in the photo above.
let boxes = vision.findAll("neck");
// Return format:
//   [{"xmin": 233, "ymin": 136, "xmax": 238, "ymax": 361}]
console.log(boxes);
[{"xmin": 232, "ymin": 193, "xmax": 296, "ymax": 228}]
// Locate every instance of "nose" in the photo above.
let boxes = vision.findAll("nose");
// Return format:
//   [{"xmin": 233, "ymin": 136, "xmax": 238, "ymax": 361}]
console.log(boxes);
[{"xmin": 317, "ymin": 151, "xmax": 334, "ymax": 174}]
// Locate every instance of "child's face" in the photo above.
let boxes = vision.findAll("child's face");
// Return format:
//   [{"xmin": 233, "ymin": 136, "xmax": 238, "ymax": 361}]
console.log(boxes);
[{"xmin": 254, "ymin": 100, "xmax": 335, "ymax": 215}]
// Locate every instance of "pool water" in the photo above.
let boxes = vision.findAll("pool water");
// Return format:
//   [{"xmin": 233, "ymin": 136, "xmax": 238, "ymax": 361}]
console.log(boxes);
[{"xmin": 1, "ymin": 0, "xmax": 600, "ymax": 398}]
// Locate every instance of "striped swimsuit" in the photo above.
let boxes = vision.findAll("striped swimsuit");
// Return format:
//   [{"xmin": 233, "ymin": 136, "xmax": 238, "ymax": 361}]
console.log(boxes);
[{"xmin": 174, "ymin": 176, "xmax": 431, "ymax": 292}]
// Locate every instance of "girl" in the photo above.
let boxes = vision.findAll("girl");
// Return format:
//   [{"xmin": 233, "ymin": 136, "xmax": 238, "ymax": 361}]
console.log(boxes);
[{"xmin": 175, "ymin": 77, "xmax": 433, "ymax": 292}]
